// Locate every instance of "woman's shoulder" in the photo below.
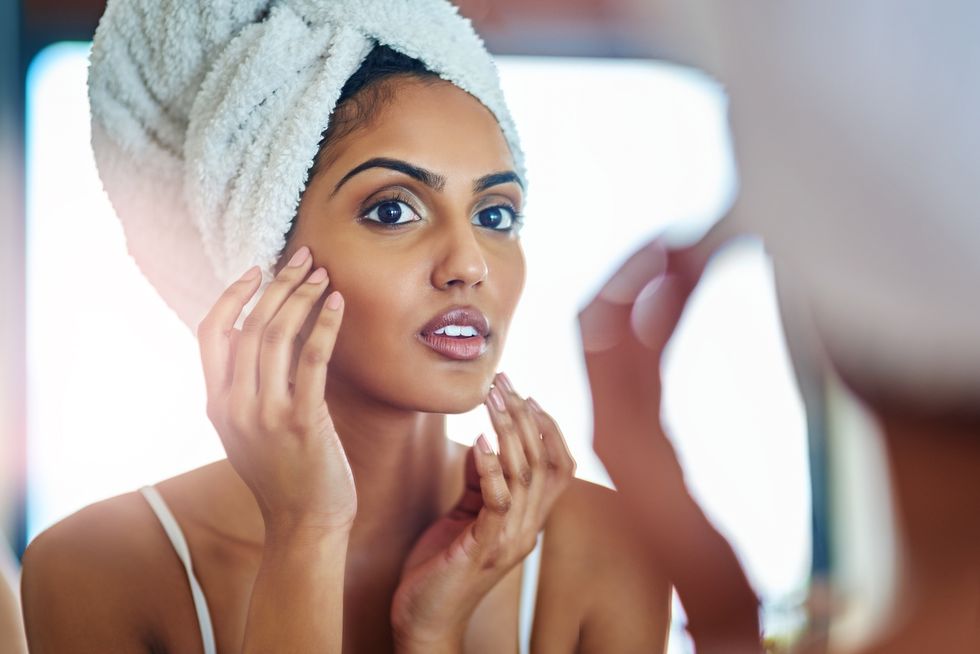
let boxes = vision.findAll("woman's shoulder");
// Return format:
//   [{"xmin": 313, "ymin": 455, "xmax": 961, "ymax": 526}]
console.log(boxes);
[
  {"xmin": 23, "ymin": 489, "xmax": 167, "ymax": 587},
  {"xmin": 20, "ymin": 489, "xmax": 178, "ymax": 651},
  {"xmin": 23, "ymin": 460, "xmax": 230, "ymax": 570},
  {"xmin": 20, "ymin": 462, "xmax": 238, "ymax": 652},
  {"xmin": 22, "ymin": 459, "xmax": 247, "ymax": 585},
  {"xmin": 546, "ymin": 477, "xmax": 651, "ymax": 553},
  {"xmin": 533, "ymin": 478, "xmax": 673, "ymax": 652}
]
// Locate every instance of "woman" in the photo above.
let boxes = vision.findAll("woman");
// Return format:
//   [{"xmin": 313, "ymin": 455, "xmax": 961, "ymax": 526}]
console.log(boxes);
[{"xmin": 21, "ymin": 1, "xmax": 670, "ymax": 652}]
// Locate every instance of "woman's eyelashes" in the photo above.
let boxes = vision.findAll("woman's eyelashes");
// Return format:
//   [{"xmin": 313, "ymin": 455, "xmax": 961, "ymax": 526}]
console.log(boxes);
[
  {"xmin": 361, "ymin": 198, "xmax": 421, "ymax": 227},
  {"xmin": 359, "ymin": 193, "xmax": 524, "ymax": 233},
  {"xmin": 472, "ymin": 205, "xmax": 523, "ymax": 233}
]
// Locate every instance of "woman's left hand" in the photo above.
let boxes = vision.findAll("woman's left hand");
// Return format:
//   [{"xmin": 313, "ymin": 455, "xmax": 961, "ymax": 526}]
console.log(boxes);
[{"xmin": 390, "ymin": 373, "xmax": 576, "ymax": 653}]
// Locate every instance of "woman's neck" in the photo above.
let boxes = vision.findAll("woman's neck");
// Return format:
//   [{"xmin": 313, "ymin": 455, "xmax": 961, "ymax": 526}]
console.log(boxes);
[
  {"xmin": 326, "ymin": 380, "xmax": 463, "ymax": 551},
  {"xmin": 204, "ymin": 380, "xmax": 466, "ymax": 556}
]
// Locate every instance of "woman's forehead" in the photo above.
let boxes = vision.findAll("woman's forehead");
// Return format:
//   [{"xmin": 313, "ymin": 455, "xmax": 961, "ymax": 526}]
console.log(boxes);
[{"xmin": 325, "ymin": 77, "xmax": 517, "ymax": 183}]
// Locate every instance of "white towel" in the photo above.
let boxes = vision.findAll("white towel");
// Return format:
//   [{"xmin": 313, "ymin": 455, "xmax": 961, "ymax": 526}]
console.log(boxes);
[{"xmin": 88, "ymin": 0, "xmax": 524, "ymax": 330}]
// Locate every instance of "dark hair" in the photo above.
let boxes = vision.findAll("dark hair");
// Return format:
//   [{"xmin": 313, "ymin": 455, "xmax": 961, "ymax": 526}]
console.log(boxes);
[
  {"xmin": 312, "ymin": 44, "xmax": 437, "ymax": 173},
  {"xmin": 280, "ymin": 44, "xmax": 438, "ymax": 248}
]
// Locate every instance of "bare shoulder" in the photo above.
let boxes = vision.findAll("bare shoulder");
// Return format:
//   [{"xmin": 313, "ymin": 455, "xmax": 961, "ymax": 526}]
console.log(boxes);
[
  {"xmin": 548, "ymin": 477, "xmax": 638, "ymax": 539},
  {"xmin": 21, "ymin": 466, "xmax": 232, "ymax": 654},
  {"xmin": 532, "ymin": 478, "xmax": 672, "ymax": 653},
  {"xmin": 21, "ymin": 491, "xmax": 175, "ymax": 652},
  {"xmin": 545, "ymin": 477, "xmax": 667, "ymax": 574}
]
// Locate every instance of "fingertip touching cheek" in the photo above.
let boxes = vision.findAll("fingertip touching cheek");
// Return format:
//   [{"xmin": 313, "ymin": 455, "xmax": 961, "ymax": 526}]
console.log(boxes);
[{"xmin": 285, "ymin": 76, "xmax": 526, "ymax": 414}]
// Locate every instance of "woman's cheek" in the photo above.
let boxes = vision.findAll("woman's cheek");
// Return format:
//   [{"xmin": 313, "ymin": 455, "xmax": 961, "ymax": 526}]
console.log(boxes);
[
  {"xmin": 326, "ymin": 262, "xmax": 419, "ymax": 371},
  {"xmin": 495, "ymin": 245, "xmax": 526, "ymax": 317}
]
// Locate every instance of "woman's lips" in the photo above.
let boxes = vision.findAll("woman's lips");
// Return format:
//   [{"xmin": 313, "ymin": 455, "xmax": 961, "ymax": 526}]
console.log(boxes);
[
  {"xmin": 418, "ymin": 306, "xmax": 491, "ymax": 361},
  {"xmin": 418, "ymin": 332, "xmax": 488, "ymax": 361}
]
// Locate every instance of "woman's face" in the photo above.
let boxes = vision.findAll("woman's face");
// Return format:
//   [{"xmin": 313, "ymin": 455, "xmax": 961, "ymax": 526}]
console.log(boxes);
[{"xmin": 288, "ymin": 76, "xmax": 526, "ymax": 413}]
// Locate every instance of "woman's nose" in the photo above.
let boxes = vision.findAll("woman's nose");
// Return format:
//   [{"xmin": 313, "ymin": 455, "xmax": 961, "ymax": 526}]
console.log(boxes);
[{"xmin": 430, "ymin": 221, "xmax": 489, "ymax": 290}]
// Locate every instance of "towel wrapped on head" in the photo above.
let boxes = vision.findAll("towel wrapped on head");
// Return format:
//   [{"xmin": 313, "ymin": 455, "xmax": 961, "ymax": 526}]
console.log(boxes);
[{"xmin": 89, "ymin": 0, "xmax": 524, "ymax": 330}]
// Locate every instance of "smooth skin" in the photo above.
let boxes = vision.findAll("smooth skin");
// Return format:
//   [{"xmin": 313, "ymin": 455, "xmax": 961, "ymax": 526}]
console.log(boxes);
[{"xmin": 21, "ymin": 77, "xmax": 671, "ymax": 653}]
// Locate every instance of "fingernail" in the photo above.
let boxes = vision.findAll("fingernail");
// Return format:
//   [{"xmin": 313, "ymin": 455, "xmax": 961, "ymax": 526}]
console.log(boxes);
[
  {"xmin": 630, "ymin": 273, "xmax": 683, "ymax": 350},
  {"xmin": 325, "ymin": 291, "xmax": 343, "ymax": 311},
  {"xmin": 598, "ymin": 241, "xmax": 668, "ymax": 304},
  {"xmin": 527, "ymin": 397, "xmax": 543, "ymax": 413},
  {"xmin": 488, "ymin": 386, "xmax": 506, "ymax": 412},
  {"xmin": 307, "ymin": 267, "xmax": 327, "ymax": 284},
  {"xmin": 476, "ymin": 433, "xmax": 494, "ymax": 455},
  {"xmin": 240, "ymin": 266, "xmax": 260, "ymax": 281},
  {"xmin": 497, "ymin": 372, "xmax": 514, "ymax": 393},
  {"xmin": 287, "ymin": 246, "xmax": 310, "ymax": 267}
]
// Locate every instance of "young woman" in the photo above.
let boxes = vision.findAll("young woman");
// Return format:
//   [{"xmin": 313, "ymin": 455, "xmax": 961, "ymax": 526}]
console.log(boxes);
[{"xmin": 21, "ymin": 1, "xmax": 671, "ymax": 652}]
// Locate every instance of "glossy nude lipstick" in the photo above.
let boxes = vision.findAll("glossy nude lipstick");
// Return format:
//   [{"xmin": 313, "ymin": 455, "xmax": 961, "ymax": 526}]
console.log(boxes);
[{"xmin": 418, "ymin": 306, "xmax": 490, "ymax": 361}]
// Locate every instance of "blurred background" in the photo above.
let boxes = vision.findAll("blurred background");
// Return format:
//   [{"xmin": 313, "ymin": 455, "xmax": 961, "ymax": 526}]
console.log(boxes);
[{"xmin": 2, "ymin": 1, "xmax": 829, "ymax": 651}]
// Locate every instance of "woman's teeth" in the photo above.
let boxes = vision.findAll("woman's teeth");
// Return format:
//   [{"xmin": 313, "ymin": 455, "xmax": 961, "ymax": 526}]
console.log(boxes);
[{"xmin": 433, "ymin": 325, "xmax": 479, "ymax": 337}]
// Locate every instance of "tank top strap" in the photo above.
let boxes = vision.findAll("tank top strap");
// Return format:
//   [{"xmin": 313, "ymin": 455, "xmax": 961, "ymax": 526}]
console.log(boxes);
[{"xmin": 140, "ymin": 485, "xmax": 217, "ymax": 654}]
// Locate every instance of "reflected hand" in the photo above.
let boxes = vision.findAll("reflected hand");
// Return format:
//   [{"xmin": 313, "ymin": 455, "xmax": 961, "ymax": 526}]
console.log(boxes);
[
  {"xmin": 390, "ymin": 374, "xmax": 575, "ymax": 652},
  {"xmin": 579, "ymin": 228, "xmax": 763, "ymax": 653}
]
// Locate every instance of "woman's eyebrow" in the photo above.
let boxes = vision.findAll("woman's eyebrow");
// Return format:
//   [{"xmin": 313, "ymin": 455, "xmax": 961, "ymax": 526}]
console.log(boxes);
[
  {"xmin": 332, "ymin": 158, "xmax": 446, "ymax": 195},
  {"xmin": 473, "ymin": 171, "xmax": 524, "ymax": 193},
  {"xmin": 331, "ymin": 158, "xmax": 525, "ymax": 197}
]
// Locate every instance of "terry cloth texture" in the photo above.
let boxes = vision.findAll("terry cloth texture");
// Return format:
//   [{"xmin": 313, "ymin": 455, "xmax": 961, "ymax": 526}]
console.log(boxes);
[{"xmin": 89, "ymin": 0, "xmax": 524, "ymax": 330}]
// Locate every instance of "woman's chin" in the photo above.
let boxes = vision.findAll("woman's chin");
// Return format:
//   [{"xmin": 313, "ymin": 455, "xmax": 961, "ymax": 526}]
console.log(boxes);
[{"xmin": 409, "ymin": 386, "xmax": 491, "ymax": 415}]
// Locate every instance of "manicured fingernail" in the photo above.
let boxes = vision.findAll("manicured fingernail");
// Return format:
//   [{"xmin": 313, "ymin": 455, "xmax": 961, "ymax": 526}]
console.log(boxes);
[
  {"xmin": 307, "ymin": 267, "xmax": 327, "ymax": 284},
  {"xmin": 476, "ymin": 433, "xmax": 494, "ymax": 455},
  {"xmin": 497, "ymin": 372, "xmax": 514, "ymax": 393},
  {"xmin": 240, "ymin": 266, "xmax": 260, "ymax": 281},
  {"xmin": 488, "ymin": 386, "xmax": 506, "ymax": 412},
  {"xmin": 325, "ymin": 291, "xmax": 343, "ymax": 310},
  {"xmin": 527, "ymin": 397, "xmax": 543, "ymax": 413},
  {"xmin": 287, "ymin": 246, "xmax": 310, "ymax": 267}
]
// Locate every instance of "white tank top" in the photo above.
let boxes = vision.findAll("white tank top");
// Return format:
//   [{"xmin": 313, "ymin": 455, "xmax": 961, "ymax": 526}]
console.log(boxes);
[{"xmin": 140, "ymin": 485, "xmax": 543, "ymax": 653}]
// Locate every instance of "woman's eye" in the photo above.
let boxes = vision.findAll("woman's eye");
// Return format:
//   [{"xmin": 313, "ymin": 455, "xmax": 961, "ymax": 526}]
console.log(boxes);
[
  {"xmin": 363, "ymin": 200, "xmax": 420, "ymax": 225},
  {"xmin": 472, "ymin": 206, "xmax": 517, "ymax": 231}
]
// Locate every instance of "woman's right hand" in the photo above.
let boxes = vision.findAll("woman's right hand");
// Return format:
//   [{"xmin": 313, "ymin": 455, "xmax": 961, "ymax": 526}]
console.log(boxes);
[{"xmin": 196, "ymin": 245, "xmax": 356, "ymax": 536}]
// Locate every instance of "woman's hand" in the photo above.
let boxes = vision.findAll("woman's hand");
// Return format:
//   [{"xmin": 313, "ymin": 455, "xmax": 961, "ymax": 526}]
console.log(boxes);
[
  {"xmin": 578, "ymin": 227, "xmax": 763, "ymax": 653},
  {"xmin": 198, "ymin": 246, "xmax": 354, "ymax": 652},
  {"xmin": 390, "ymin": 373, "xmax": 576, "ymax": 652},
  {"xmin": 196, "ymin": 245, "xmax": 355, "ymax": 536}
]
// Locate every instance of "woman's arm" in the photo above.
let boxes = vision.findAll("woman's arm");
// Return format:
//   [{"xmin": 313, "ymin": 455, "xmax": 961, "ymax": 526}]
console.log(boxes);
[
  {"xmin": 197, "ymin": 248, "xmax": 356, "ymax": 653},
  {"xmin": 243, "ymin": 527, "xmax": 350, "ymax": 652}
]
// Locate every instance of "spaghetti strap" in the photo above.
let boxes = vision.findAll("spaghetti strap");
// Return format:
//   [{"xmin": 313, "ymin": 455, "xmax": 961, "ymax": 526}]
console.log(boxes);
[
  {"xmin": 140, "ymin": 485, "xmax": 217, "ymax": 654},
  {"xmin": 519, "ymin": 532, "xmax": 544, "ymax": 654}
]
